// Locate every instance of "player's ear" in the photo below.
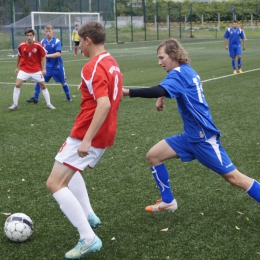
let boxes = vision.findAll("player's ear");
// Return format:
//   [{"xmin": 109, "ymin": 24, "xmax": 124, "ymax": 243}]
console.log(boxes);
[{"xmin": 85, "ymin": 37, "xmax": 92, "ymax": 44}]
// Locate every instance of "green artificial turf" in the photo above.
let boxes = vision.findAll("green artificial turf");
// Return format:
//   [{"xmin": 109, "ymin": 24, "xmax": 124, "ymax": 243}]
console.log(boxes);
[{"xmin": 0, "ymin": 39, "xmax": 260, "ymax": 260}]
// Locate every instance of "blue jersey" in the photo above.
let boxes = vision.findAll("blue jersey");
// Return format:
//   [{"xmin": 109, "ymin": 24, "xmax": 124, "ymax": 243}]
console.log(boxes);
[
  {"xmin": 159, "ymin": 64, "xmax": 220, "ymax": 143},
  {"xmin": 224, "ymin": 27, "xmax": 245, "ymax": 47},
  {"xmin": 41, "ymin": 37, "xmax": 63, "ymax": 70}
]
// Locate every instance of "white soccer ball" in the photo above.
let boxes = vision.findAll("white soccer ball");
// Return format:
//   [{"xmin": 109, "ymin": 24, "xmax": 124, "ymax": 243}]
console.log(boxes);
[{"xmin": 4, "ymin": 213, "xmax": 34, "ymax": 242}]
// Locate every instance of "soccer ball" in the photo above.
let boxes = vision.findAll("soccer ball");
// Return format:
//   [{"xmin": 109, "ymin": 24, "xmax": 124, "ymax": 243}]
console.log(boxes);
[{"xmin": 4, "ymin": 213, "xmax": 34, "ymax": 242}]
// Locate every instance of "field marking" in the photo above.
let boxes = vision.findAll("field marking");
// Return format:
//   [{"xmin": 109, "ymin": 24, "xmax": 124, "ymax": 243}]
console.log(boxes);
[
  {"xmin": 201, "ymin": 68, "xmax": 260, "ymax": 83},
  {"xmin": 0, "ymin": 82, "xmax": 80, "ymax": 87},
  {"xmin": 0, "ymin": 68, "xmax": 259, "ymax": 88}
]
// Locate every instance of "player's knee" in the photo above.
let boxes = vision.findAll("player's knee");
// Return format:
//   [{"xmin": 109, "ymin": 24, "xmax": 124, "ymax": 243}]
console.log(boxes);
[
  {"xmin": 46, "ymin": 178, "xmax": 56, "ymax": 194},
  {"xmin": 39, "ymin": 83, "xmax": 46, "ymax": 90},
  {"xmin": 146, "ymin": 150, "xmax": 161, "ymax": 166},
  {"xmin": 146, "ymin": 150, "xmax": 155, "ymax": 165}
]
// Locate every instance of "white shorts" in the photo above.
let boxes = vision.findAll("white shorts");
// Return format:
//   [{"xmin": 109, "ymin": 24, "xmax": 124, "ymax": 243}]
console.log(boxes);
[
  {"xmin": 17, "ymin": 70, "xmax": 45, "ymax": 82},
  {"xmin": 55, "ymin": 137, "xmax": 106, "ymax": 172}
]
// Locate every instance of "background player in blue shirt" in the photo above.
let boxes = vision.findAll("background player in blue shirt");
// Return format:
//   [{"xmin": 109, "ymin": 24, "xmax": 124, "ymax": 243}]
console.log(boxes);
[
  {"xmin": 26, "ymin": 25, "xmax": 72, "ymax": 103},
  {"xmin": 123, "ymin": 38, "xmax": 260, "ymax": 213},
  {"xmin": 224, "ymin": 20, "xmax": 246, "ymax": 74}
]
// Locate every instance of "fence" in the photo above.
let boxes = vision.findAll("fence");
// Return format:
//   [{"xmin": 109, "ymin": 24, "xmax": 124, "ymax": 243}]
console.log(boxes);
[{"xmin": 1, "ymin": 0, "xmax": 260, "ymax": 51}]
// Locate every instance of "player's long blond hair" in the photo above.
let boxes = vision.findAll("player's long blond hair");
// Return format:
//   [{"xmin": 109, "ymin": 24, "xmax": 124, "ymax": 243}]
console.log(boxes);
[{"xmin": 157, "ymin": 38, "xmax": 190, "ymax": 64}]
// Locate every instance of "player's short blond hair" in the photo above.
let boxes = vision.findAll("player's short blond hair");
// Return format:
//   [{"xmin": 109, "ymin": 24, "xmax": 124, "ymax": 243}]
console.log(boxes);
[
  {"xmin": 44, "ymin": 25, "xmax": 53, "ymax": 31},
  {"xmin": 157, "ymin": 38, "xmax": 190, "ymax": 64}
]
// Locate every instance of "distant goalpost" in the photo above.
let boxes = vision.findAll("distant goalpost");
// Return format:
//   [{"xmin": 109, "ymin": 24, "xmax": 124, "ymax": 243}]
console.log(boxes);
[{"xmin": 31, "ymin": 12, "xmax": 100, "ymax": 52}]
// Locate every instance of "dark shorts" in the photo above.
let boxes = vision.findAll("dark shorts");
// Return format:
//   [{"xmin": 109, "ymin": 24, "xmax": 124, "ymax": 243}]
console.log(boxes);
[
  {"xmin": 229, "ymin": 46, "xmax": 242, "ymax": 57},
  {"xmin": 45, "ymin": 67, "xmax": 66, "ymax": 83},
  {"xmin": 165, "ymin": 133, "xmax": 236, "ymax": 174},
  {"xmin": 74, "ymin": 41, "xmax": 80, "ymax": 47}
]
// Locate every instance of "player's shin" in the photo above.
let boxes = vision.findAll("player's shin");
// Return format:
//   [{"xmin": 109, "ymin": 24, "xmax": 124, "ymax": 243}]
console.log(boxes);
[
  {"xmin": 34, "ymin": 83, "xmax": 41, "ymax": 100},
  {"xmin": 151, "ymin": 164, "xmax": 174, "ymax": 203},
  {"xmin": 238, "ymin": 59, "xmax": 242, "ymax": 69},
  {"xmin": 13, "ymin": 87, "xmax": 20, "ymax": 105},
  {"xmin": 53, "ymin": 187, "xmax": 95, "ymax": 243},
  {"xmin": 68, "ymin": 171, "xmax": 93, "ymax": 217},
  {"xmin": 232, "ymin": 60, "xmax": 236, "ymax": 70},
  {"xmin": 42, "ymin": 88, "xmax": 51, "ymax": 105},
  {"xmin": 247, "ymin": 180, "xmax": 260, "ymax": 203},
  {"xmin": 62, "ymin": 84, "xmax": 71, "ymax": 99}
]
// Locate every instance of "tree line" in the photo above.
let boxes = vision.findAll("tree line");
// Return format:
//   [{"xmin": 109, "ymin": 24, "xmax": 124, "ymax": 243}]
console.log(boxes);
[{"xmin": 0, "ymin": 0, "xmax": 259, "ymax": 26}]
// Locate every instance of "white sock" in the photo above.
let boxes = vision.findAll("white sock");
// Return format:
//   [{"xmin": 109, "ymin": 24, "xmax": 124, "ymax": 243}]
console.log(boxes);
[
  {"xmin": 42, "ymin": 88, "xmax": 51, "ymax": 105},
  {"xmin": 68, "ymin": 171, "xmax": 94, "ymax": 217},
  {"xmin": 13, "ymin": 87, "xmax": 20, "ymax": 105},
  {"xmin": 53, "ymin": 187, "xmax": 95, "ymax": 243}
]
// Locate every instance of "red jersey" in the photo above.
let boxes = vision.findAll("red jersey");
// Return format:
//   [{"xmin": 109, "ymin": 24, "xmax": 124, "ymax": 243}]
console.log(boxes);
[
  {"xmin": 70, "ymin": 52, "xmax": 123, "ymax": 149},
  {"xmin": 17, "ymin": 41, "xmax": 46, "ymax": 73}
]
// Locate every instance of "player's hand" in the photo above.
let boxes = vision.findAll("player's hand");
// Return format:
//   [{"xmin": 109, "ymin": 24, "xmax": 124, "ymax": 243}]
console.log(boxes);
[
  {"xmin": 225, "ymin": 45, "xmax": 229, "ymax": 50},
  {"xmin": 78, "ymin": 83, "xmax": 82, "ymax": 90},
  {"xmin": 156, "ymin": 97, "xmax": 165, "ymax": 111},
  {"xmin": 122, "ymin": 88, "xmax": 129, "ymax": 96},
  {"xmin": 42, "ymin": 68, "xmax": 46, "ymax": 75},
  {"xmin": 77, "ymin": 140, "xmax": 91, "ymax": 158},
  {"xmin": 15, "ymin": 68, "xmax": 19, "ymax": 74},
  {"xmin": 243, "ymin": 47, "xmax": 246, "ymax": 50}
]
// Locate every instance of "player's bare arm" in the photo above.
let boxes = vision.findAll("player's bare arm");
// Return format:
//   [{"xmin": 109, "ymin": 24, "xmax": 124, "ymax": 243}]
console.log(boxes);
[
  {"xmin": 46, "ymin": 51, "xmax": 61, "ymax": 58},
  {"xmin": 224, "ymin": 38, "xmax": 229, "ymax": 50},
  {"xmin": 242, "ymin": 39, "xmax": 246, "ymax": 50},
  {"xmin": 122, "ymin": 88, "xmax": 130, "ymax": 96},
  {"xmin": 15, "ymin": 56, "xmax": 21, "ymax": 74},
  {"xmin": 41, "ymin": 56, "xmax": 47, "ymax": 75},
  {"xmin": 77, "ymin": 96, "xmax": 111, "ymax": 158},
  {"xmin": 156, "ymin": 97, "xmax": 165, "ymax": 111}
]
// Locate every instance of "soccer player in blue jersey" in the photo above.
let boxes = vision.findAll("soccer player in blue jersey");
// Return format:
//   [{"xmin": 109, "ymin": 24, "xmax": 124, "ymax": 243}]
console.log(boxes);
[
  {"xmin": 224, "ymin": 20, "xmax": 246, "ymax": 74},
  {"xmin": 26, "ymin": 25, "xmax": 72, "ymax": 103},
  {"xmin": 123, "ymin": 38, "xmax": 260, "ymax": 213}
]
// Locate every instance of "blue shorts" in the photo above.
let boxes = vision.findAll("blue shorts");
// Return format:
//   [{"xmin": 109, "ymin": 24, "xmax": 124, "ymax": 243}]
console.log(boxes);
[
  {"xmin": 229, "ymin": 46, "xmax": 242, "ymax": 58},
  {"xmin": 44, "ymin": 67, "xmax": 66, "ymax": 83},
  {"xmin": 165, "ymin": 133, "xmax": 236, "ymax": 174}
]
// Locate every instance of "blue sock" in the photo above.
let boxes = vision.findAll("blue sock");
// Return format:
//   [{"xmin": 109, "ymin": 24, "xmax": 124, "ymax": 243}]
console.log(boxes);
[
  {"xmin": 62, "ymin": 84, "xmax": 71, "ymax": 99},
  {"xmin": 247, "ymin": 180, "xmax": 260, "ymax": 203},
  {"xmin": 238, "ymin": 59, "xmax": 242, "ymax": 69},
  {"xmin": 232, "ymin": 60, "xmax": 236, "ymax": 70},
  {"xmin": 34, "ymin": 83, "xmax": 41, "ymax": 100},
  {"xmin": 151, "ymin": 164, "xmax": 174, "ymax": 203}
]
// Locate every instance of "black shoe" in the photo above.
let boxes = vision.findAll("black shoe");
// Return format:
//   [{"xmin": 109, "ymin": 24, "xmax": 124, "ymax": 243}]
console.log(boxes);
[
  {"xmin": 26, "ymin": 97, "xmax": 38, "ymax": 104},
  {"xmin": 67, "ymin": 98, "xmax": 72, "ymax": 102}
]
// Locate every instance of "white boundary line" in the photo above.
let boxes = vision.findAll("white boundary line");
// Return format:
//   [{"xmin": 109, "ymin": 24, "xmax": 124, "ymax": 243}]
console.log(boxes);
[
  {"xmin": 0, "ymin": 68, "xmax": 259, "ymax": 88},
  {"xmin": 201, "ymin": 68, "xmax": 260, "ymax": 83}
]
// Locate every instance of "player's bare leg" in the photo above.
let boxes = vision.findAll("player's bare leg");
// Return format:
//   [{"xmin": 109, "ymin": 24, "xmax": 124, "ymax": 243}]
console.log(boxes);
[{"xmin": 221, "ymin": 169, "xmax": 260, "ymax": 203}]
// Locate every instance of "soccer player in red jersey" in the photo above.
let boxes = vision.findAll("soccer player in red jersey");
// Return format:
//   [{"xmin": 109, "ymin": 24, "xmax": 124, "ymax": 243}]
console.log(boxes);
[
  {"xmin": 46, "ymin": 21, "xmax": 123, "ymax": 259},
  {"xmin": 9, "ymin": 28, "xmax": 55, "ymax": 110}
]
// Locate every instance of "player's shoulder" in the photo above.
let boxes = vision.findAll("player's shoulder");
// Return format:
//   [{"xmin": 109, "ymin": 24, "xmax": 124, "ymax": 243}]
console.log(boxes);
[
  {"xmin": 33, "ymin": 41, "xmax": 44, "ymax": 47},
  {"xmin": 53, "ymin": 37, "xmax": 61, "ymax": 45},
  {"xmin": 18, "ymin": 41, "xmax": 26, "ymax": 48}
]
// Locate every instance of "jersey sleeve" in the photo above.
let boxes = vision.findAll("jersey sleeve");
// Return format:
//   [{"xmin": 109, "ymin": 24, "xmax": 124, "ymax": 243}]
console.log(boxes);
[
  {"xmin": 223, "ymin": 29, "xmax": 229, "ymax": 39},
  {"xmin": 240, "ymin": 30, "xmax": 245, "ymax": 39},
  {"xmin": 159, "ymin": 73, "xmax": 182, "ymax": 99},
  {"xmin": 55, "ymin": 39, "xmax": 62, "ymax": 52}
]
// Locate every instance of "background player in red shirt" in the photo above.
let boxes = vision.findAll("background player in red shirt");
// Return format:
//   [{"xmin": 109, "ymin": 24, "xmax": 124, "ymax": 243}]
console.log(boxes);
[
  {"xmin": 9, "ymin": 28, "xmax": 55, "ymax": 110},
  {"xmin": 46, "ymin": 21, "xmax": 123, "ymax": 259}
]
